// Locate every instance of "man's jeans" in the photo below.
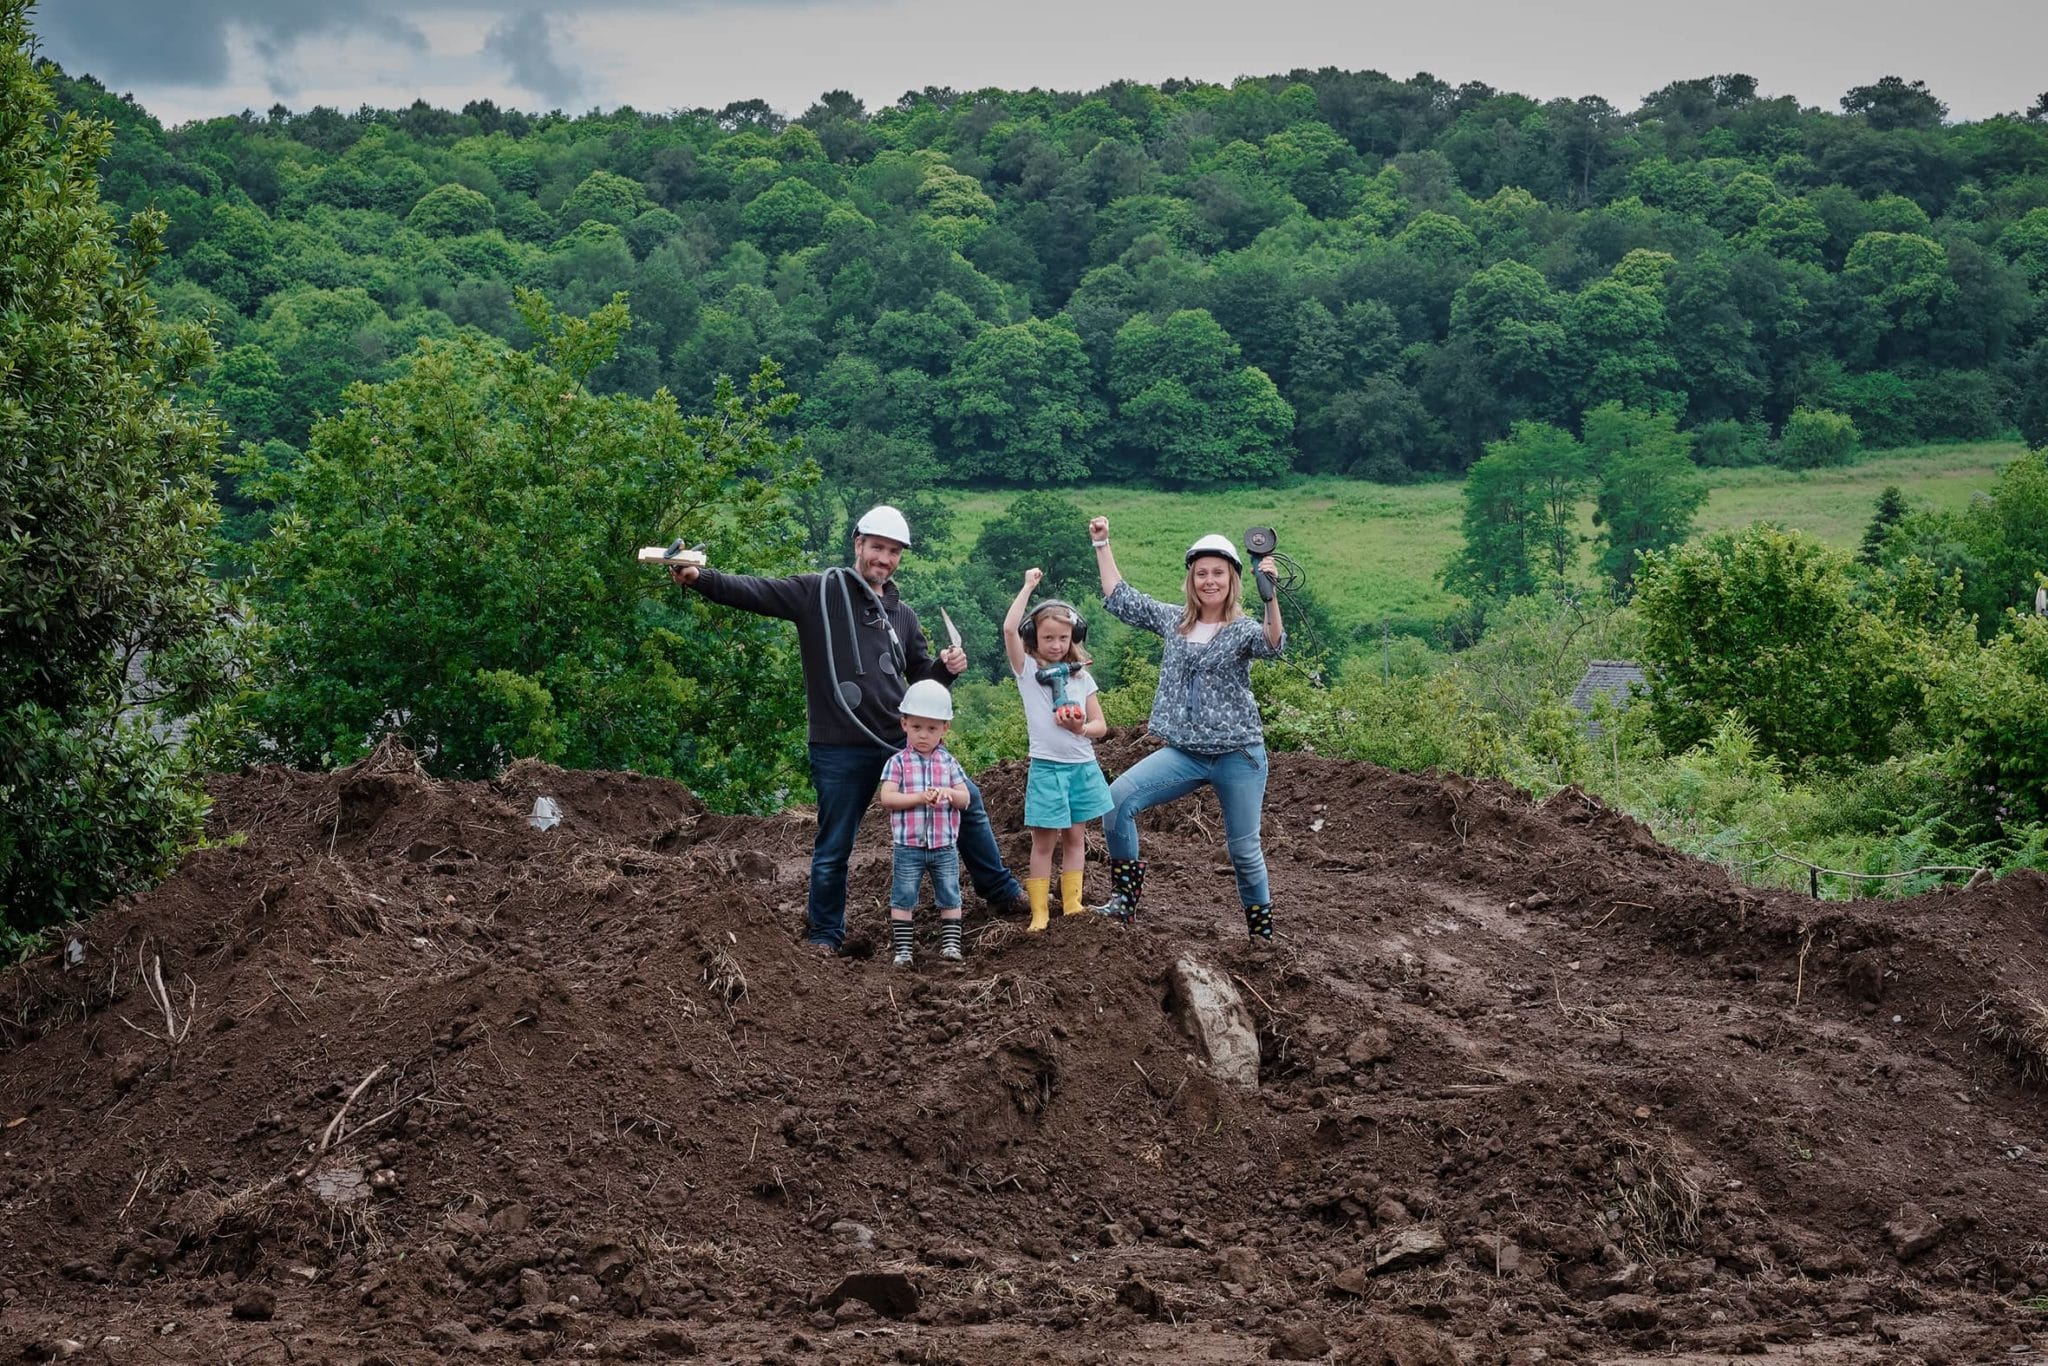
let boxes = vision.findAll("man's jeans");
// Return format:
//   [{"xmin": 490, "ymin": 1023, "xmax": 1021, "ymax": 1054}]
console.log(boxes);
[
  {"xmin": 806, "ymin": 743, "xmax": 1023, "ymax": 949},
  {"xmin": 1103, "ymin": 744, "xmax": 1271, "ymax": 907}
]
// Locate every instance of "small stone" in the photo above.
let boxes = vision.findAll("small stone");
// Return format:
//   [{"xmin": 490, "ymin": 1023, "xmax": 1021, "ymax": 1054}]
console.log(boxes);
[
  {"xmin": 1601, "ymin": 1294, "xmax": 1661, "ymax": 1331},
  {"xmin": 1268, "ymin": 1320, "xmax": 1332, "ymax": 1359},
  {"xmin": 1370, "ymin": 1227, "xmax": 1448, "ymax": 1275},
  {"xmin": 1344, "ymin": 1028, "xmax": 1395, "ymax": 1067},
  {"xmin": 518, "ymin": 1269, "xmax": 551, "ymax": 1307},
  {"xmin": 1884, "ymin": 1203, "xmax": 1944, "ymax": 1260},
  {"xmin": 1170, "ymin": 957, "xmax": 1260, "ymax": 1089},
  {"xmin": 1330, "ymin": 1265, "xmax": 1373, "ymax": 1296},
  {"xmin": 230, "ymin": 1288, "xmax": 275, "ymax": 1322},
  {"xmin": 828, "ymin": 1219, "xmax": 875, "ymax": 1250},
  {"xmin": 822, "ymin": 1271, "xmax": 918, "ymax": 1320},
  {"xmin": 1115, "ymin": 1274, "xmax": 1166, "ymax": 1319},
  {"xmin": 489, "ymin": 1203, "xmax": 531, "ymax": 1234},
  {"xmin": 1221, "ymin": 1246, "xmax": 1261, "ymax": 1287}
]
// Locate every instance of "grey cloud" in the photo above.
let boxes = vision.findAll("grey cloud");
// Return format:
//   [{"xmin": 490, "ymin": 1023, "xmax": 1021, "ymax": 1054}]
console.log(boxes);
[
  {"xmin": 38, "ymin": 0, "xmax": 422, "ymax": 91},
  {"xmin": 483, "ymin": 11, "xmax": 586, "ymax": 108}
]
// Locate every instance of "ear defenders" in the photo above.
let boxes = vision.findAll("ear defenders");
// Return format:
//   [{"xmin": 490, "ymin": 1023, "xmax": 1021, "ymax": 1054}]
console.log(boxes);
[{"xmin": 1017, "ymin": 599, "xmax": 1088, "ymax": 649}]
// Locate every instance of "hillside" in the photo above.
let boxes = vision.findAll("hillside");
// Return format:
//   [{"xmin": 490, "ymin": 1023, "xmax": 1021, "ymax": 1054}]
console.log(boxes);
[
  {"xmin": 4, "ymin": 737, "xmax": 2046, "ymax": 1362},
  {"xmin": 930, "ymin": 442, "xmax": 2024, "ymax": 638},
  {"xmin": 43, "ymin": 62, "xmax": 2048, "ymax": 515}
]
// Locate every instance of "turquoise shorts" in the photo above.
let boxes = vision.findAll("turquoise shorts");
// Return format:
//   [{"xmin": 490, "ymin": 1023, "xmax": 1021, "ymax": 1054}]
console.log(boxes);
[{"xmin": 1025, "ymin": 758, "xmax": 1115, "ymax": 829}]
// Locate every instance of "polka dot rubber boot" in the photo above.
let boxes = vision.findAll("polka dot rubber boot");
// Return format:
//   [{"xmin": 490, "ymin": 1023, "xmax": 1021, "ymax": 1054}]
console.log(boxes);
[
  {"xmin": 1244, "ymin": 902, "xmax": 1273, "ymax": 941},
  {"xmin": 1094, "ymin": 859, "xmax": 1145, "ymax": 923}
]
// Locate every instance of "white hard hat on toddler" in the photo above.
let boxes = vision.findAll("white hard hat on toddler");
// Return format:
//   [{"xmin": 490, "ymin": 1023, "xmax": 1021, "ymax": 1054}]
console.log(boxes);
[{"xmin": 899, "ymin": 678, "xmax": 954, "ymax": 721}]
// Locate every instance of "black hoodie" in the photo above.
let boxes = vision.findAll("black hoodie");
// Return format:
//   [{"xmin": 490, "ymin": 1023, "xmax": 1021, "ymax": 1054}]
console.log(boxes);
[{"xmin": 689, "ymin": 567, "xmax": 954, "ymax": 752}]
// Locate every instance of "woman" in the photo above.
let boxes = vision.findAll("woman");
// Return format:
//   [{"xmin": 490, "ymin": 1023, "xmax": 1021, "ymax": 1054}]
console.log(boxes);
[{"xmin": 1088, "ymin": 514, "xmax": 1285, "ymax": 940}]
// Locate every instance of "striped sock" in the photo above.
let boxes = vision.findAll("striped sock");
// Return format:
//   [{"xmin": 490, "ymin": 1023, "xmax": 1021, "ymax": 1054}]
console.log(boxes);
[
  {"xmin": 939, "ymin": 920, "xmax": 963, "ymax": 958},
  {"xmin": 891, "ymin": 919, "xmax": 915, "ymax": 961}
]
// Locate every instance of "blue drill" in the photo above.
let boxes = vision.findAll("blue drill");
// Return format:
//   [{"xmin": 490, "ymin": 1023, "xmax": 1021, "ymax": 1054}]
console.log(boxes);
[{"xmin": 1034, "ymin": 663, "xmax": 1077, "ymax": 714}]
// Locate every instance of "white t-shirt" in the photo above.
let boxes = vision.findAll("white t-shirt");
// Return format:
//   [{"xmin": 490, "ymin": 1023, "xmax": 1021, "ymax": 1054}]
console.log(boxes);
[{"xmin": 1013, "ymin": 662, "xmax": 1100, "ymax": 763}]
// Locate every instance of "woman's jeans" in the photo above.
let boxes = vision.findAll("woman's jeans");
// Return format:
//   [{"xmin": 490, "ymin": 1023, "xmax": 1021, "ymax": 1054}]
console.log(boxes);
[
  {"xmin": 1103, "ymin": 744, "xmax": 1271, "ymax": 907},
  {"xmin": 806, "ymin": 743, "xmax": 1020, "ymax": 949}
]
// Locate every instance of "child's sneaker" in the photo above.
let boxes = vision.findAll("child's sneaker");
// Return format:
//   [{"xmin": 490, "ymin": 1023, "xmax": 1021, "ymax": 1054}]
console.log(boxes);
[
  {"xmin": 891, "ymin": 947, "xmax": 914, "ymax": 967},
  {"xmin": 939, "ymin": 943, "xmax": 964, "ymax": 962}
]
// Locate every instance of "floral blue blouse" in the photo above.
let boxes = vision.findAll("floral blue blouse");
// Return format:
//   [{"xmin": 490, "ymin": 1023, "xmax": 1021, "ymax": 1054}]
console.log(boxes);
[{"xmin": 1104, "ymin": 579, "xmax": 1285, "ymax": 755}]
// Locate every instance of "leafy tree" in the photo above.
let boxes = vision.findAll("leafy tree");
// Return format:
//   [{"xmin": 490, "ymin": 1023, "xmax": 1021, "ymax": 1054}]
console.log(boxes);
[
  {"xmin": 556, "ymin": 169, "xmax": 651, "ymax": 231},
  {"xmin": 407, "ymin": 183, "xmax": 495, "ymax": 237},
  {"xmin": 241, "ymin": 292, "xmax": 817, "ymax": 810},
  {"xmin": 1692, "ymin": 418, "xmax": 1770, "ymax": 467},
  {"xmin": 740, "ymin": 177, "xmax": 837, "ymax": 256},
  {"xmin": 1583, "ymin": 404, "xmax": 1706, "ymax": 594},
  {"xmin": 1843, "ymin": 232, "xmax": 1955, "ymax": 354},
  {"xmin": 1442, "ymin": 420, "xmax": 1587, "ymax": 599},
  {"xmin": 1635, "ymin": 527, "xmax": 1923, "ymax": 764},
  {"xmin": 971, "ymin": 490, "xmax": 1096, "ymax": 602},
  {"xmin": 2017, "ymin": 341, "xmax": 2048, "ymax": 452},
  {"xmin": 1921, "ymin": 614, "xmax": 2048, "ymax": 831},
  {"xmin": 942, "ymin": 319, "xmax": 1105, "ymax": 481},
  {"xmin": 1995, "ymin": 207, "xmax": 2048, "ymax": 287},
  {"xmin": 1107, "ymin": 309, "xmax": 1294, "ymax": 484},
  {"xmin": 1840, "ymin": 77, "xmax": 1948, "ymax": 132},
  {"xmin": 793, "ymin": 426, "xmax": 952, "ymax": 561},
  {"xmin": 2, "ymin": 3, "xmax": 236, "ymax": 933},
  {"xmin": 1564, "ymin": 275, "xmax": 1681, "ymax": 413},
  {"xmin": 1777, "ymin": 407, "xmax": 1861, "ymax": 468}
]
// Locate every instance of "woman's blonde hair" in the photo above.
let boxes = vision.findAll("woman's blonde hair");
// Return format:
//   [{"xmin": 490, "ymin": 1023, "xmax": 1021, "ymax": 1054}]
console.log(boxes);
[{"xmin": 1178, "ymin": 561, "xmax": 1245, "ymax": 634}]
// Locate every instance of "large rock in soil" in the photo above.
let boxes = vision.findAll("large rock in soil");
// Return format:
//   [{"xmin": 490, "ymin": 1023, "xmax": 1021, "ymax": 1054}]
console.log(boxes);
[{"xmin": 1170, "ymin": 956, "xmax": 1260, "ymax": 1088}]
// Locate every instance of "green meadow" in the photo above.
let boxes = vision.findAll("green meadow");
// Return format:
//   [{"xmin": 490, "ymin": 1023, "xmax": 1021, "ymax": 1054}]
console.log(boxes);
[{"xmin": 934, "ymin": 442, "xmax": 2026, "ymax": 645}]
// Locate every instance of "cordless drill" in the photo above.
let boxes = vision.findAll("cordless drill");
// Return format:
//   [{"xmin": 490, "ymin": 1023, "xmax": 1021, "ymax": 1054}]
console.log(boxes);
[{"xmin": 1035, "ymin": 664, "xmax": 1084, "ymax": 724}]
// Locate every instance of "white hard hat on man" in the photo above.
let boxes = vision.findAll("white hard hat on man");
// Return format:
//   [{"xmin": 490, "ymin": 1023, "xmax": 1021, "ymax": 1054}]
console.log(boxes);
[{"xmin": 856, "ymin": 505, "xmax": 912, "ymax": 547}]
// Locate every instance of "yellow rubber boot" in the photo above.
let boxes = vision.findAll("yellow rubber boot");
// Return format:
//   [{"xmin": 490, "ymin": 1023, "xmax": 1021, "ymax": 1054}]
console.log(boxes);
[
  {"xmin": 1025, "ymin": 877, "xmax": 1051, "ymax": 933},
  {"xmin": 1059, "ymin": 869, "xmax": 1086, "ymax": 917}
]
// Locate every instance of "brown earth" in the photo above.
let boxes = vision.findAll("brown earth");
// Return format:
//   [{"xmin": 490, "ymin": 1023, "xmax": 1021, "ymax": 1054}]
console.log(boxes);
[{"xmin": 4, "ymin": 732, "xmax": 2048, "ymax": 1365}]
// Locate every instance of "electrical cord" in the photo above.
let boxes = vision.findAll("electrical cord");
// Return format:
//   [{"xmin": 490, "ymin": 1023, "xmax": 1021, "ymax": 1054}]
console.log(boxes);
[{"xmin": 816, "ymin": 565, "xmax": 908, "ymax": 751}]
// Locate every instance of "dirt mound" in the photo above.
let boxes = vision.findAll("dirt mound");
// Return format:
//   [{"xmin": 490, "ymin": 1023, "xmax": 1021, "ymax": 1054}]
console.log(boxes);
[{"xmin": 4, "ymin": 734, "xmax": 2047, "ymax": 1363}]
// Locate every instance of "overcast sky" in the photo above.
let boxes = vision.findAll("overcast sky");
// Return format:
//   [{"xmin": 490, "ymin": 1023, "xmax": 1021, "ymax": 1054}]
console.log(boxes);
[{"xmin": 32, "ymin": 0, "xmax": 2048, "ymax": 128}]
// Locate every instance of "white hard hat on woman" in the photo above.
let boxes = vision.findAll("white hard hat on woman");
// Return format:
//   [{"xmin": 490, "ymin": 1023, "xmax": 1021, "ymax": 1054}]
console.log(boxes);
[{"xmin": 1184, "ymin": 533, "xmax": 1241, "ymax": 567}]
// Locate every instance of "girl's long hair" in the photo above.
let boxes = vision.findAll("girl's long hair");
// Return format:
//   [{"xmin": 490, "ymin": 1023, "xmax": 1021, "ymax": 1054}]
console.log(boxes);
[{"xmin": 1177, "ymin": 562, "xmax": 1245, "ymax": 635}]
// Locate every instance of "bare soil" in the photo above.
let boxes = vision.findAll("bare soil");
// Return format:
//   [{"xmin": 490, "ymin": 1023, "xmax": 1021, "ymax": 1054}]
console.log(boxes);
[{"xmin": 4, "ymin": 733, "xmax": 2047, "ymax": 1364}]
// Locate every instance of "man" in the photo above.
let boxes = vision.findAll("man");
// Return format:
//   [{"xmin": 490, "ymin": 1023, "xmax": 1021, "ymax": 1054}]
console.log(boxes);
[{"xmin": 671, "ymin": 505, "xmax": 1027, "ymax": 951}]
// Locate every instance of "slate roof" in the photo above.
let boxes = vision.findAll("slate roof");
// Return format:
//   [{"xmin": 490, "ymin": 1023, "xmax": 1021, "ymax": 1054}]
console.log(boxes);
[{"xmin": 1569, "ymin": 660, "xmax": 1646, "ymax": 737}]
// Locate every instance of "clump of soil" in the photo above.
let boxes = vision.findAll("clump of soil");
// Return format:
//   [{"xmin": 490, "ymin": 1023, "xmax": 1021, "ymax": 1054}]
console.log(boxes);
[{"xmin": 4, "ymin": 733, "xmax": 2046, "ymax": 1363}]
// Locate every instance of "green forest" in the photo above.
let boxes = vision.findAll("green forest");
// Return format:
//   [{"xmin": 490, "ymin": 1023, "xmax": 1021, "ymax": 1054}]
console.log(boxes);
[
  {"xmin": 44, "ymin": 61, "xmax": 2048, "ymax": 525},
  {"xmin": 6, "ymin": 0, "xmax": 2048, "ymax": 942}
]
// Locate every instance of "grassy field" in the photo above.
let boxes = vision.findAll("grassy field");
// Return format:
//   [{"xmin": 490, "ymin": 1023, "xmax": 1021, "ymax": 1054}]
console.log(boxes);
[{"xmin": 933, "ymin": 441, "xmax": 2025, "ymax": 645}]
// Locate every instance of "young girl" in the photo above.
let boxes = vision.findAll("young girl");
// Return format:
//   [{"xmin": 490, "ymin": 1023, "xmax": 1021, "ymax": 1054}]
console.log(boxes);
[{"xmin": 1003, "ymin": 569, "xmax": 1114, "ymax": 933}]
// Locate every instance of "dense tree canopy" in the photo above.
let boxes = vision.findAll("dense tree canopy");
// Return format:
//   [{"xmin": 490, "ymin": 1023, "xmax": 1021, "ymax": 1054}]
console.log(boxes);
[{"xmin": 32, "ymin": 60, "xmax": 2044, "ymax": 518}]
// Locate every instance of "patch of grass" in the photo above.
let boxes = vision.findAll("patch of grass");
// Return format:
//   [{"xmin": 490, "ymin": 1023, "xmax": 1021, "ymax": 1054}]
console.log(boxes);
[{"xmin": 929, "ymin": 442, "xmax": 2022, "ymax": 647}]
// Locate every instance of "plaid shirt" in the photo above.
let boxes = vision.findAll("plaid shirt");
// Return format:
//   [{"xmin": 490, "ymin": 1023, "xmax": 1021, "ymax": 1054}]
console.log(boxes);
[{"xmin": 883, "ymin": 744, "xmax": 968, "ymax": 848}]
